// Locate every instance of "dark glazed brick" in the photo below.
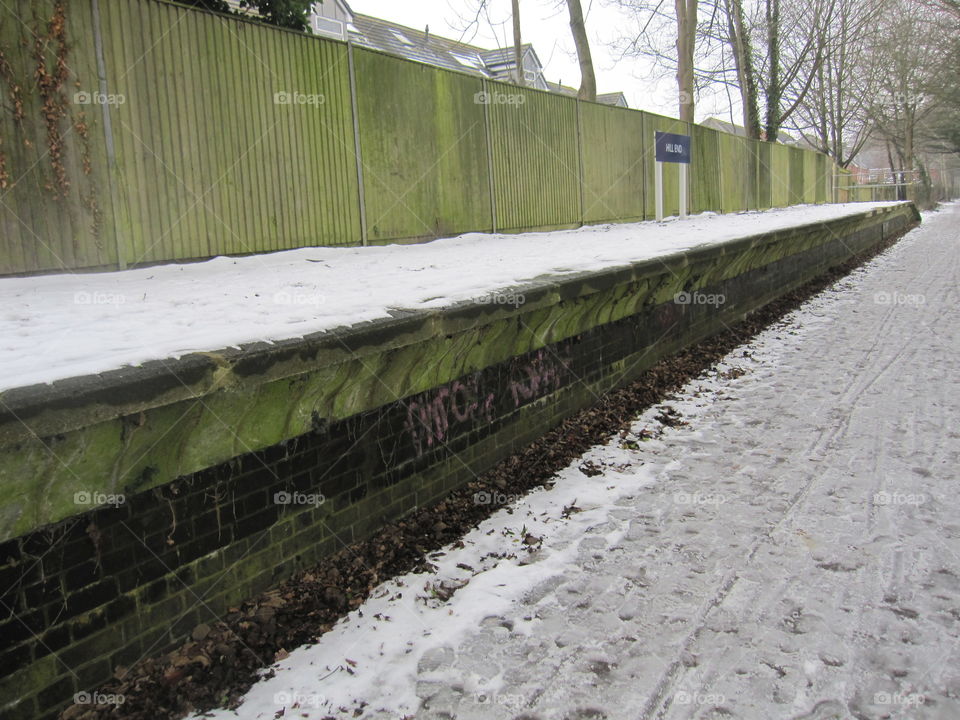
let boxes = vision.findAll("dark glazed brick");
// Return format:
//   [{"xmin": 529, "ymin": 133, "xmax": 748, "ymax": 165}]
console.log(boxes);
[
  {"xmin": 132, "ymin": 557, "xmax": 173, "ymax": 586},
  {"xmin": 36, "ymin": 674, "xmax": 75, "ymax": 712},
  {"xmin": 177, "ymin": 531, "xmax": 230, "ymax": 566},
  {"xmin": 75, "ymin": 657, "xmax": 113, "ymax": 692},
  {"xmin": 0, "ymin": 641, "xmax": 32, "ymax": 677},
  {"xmin": 235, "ymin": 507, "xmax": 280, "ymax": 539},
  {"xmin": 0, "ymin": 695, "xmax": 37, "ymax": 720},
  {"xmin": 64, "ymin": 559, "xmax": 101, "ymax": 591},
  {"xmin": 348, "ymin": 485, "xmax": 368, "ymax": 505},
  {"xmin": 0, "ymin": 609, "xmax": 45, "ymax": 650},
  {"xmin": 99, "ymin": 545, "xmax": 137, "ymax": 575},
  {"xmin": 65, "ymin": 579, "xmax": 118, "ymax": 618},
  {"xmin": 22, "ymin": 576, "xmax": 64, "ymax": 609},
  {"xmin": 142, "ymin": 577, "xmax": 169, "ymax": 605},
  {"xmin": 66, "ymin": 608, "xmax": 109, "ymax": 644},
  {"xmin": 36, "ymin": 624, "xmax": 71, "ymax": 655}
]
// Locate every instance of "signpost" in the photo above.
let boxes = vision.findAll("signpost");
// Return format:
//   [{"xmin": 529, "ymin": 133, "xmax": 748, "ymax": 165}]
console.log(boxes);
[{"xmin": 654, "ymin": 131, "xmax": 692, "ymax": 221}]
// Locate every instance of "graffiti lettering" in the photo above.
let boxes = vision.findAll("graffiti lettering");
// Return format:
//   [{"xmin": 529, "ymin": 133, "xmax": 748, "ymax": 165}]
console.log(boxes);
[{"xmin": 405, "ymin": 376, "xmax": 494, "ymax": 456}]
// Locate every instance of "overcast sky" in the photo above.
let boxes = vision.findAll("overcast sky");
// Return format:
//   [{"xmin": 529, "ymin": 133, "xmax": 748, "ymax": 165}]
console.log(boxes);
[{"xmin": 347, "ymin": 0, "xmax": 736, "ymax": 122}]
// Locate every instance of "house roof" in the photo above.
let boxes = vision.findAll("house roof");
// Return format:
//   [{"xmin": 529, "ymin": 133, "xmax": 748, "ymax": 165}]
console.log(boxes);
[
  {"xmin": 348, "ymin": 14, "xmax": 482, "ymax": 76},
  {"xmin": 702, "ymin": 117, "xmax": 802, "ymax": 145},
  {"xmin": 546, "ymin": 82, "xmax": 630, "ymax": 108},
  {"xmin": 597, "ymin": 92, "xmax": 628, "ymax": 108},
  {"xmin": 229, "ymin": 2, "xmax": 629, "ymax": 106}
]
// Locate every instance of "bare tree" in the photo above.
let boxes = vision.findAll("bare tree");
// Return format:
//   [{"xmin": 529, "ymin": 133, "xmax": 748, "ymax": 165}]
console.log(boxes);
[
  {"xmin": 790, "ymin": 0, "xmax": 884, "ymax": 166},
  {"xmin": 869, "ymin": 0, "xmax": 953, "ymax": 174},
  {"xmin": 759, "ymin": 0, "xmax": 833, "ymax": 141},
  {"xmin": 675, "ymin": 0, "xmax": 699, "ymax": 120},
  {"xmin": 723, "ymin": 0, "xmax": 760, "ymax": 135},
  {"xmin": 567, "ymin": 0, "xmax": 597, "ymax": 101},
  {"xmin": 448, "ymin": 1, "xmax": 527, "ymax": 87},
  {"xmin": 512, "ymin": 0, "xmax": 525, "ymax": 85},
  {"xmin": 613, "ymin": 0, "xmax": 699, "ymax": 120},
  {"xmin": 920, "ymin": 0, "xmax": 960, "ymax": 17}
]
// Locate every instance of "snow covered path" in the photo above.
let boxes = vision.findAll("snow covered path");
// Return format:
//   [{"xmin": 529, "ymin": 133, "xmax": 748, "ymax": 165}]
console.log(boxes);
[
  {"xmin": 198, "ymin": 203, "xmax": 958, "ymax": 720},
  {"xmin": 0, "ymin": 202, "xmax": 901, "ymax": 393}
]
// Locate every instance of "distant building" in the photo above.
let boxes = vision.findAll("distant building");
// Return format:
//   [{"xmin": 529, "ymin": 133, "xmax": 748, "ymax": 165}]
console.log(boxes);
[
  {"xmin": 546, "ymin": 81, "xmax": 629, "ymax": 108},
  {"xmin": 701, "ymin": 117, "xmax": 817, "ymax": 148}
]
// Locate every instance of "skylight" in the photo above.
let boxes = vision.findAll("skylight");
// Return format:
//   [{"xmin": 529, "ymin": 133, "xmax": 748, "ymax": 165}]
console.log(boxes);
[
  {"xmin": 389, "ymin": 29, "xmax": 414, "ymax": 46},
  {"xmin": 450, "ymin": 51, "xmax": 483, "ymax": 69}
]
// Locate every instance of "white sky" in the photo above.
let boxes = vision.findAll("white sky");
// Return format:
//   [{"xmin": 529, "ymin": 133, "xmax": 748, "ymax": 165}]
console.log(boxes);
[{"xmin": 347, "ymin": 0, "xmax": 736, "ymax": 122}]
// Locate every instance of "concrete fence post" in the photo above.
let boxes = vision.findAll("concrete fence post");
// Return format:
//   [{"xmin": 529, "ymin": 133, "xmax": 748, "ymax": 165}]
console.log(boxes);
[
  {"xmin": 347, "ymin": 39, "xmax": 368, "ymax": 246},
  {"xmin": 575, "ymin": 99, "xmax": 585, "ymax": 226},
  {"xmin": 91, "ymin": 0, "xmax": 126, "ymax": 270},
  {"xmin": 481, "ymin": 78, "xmax": 497, "ymax": 233}
]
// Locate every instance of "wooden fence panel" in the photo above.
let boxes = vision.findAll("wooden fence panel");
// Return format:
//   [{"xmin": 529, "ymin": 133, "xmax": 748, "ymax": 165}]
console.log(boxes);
[
  {"xmin": 96, "ymin": 0, "xmax": 360, "ymax": 265},
  {"xmin": 489, "ymin": 82, "xmax": 580, "ymax": 232},
  {"xmin": 353, "ymin": 48, "xmax": 491, "ymax": 243},
  {"xmin": 578, "ymin": 101, "xmax": 645, "ymax": 224}
]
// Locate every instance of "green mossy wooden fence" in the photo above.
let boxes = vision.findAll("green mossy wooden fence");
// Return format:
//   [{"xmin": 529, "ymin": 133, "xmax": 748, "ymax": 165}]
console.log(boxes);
[{"xmin": 0, "ymin": 0, "xmax": 862, "ymax": 276}]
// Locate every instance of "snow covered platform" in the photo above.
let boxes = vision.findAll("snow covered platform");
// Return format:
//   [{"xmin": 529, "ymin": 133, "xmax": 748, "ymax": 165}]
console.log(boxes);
[
  {"xmin": 0, "ymin": 201, "xmax": 921, "ymax": 718},
  {"xmin": 0, "ymin": 202, "xmax": 905, "ymax": 393}
]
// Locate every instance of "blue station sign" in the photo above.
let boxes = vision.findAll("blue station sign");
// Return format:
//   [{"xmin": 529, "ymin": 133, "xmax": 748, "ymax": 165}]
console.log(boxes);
[{"xmin": 655, "ymin": 131, "xmax": 692, "ymax": 164}]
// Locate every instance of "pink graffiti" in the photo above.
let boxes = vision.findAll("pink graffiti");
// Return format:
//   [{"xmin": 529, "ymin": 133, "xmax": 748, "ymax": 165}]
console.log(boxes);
[
  {"xmin": 405, "ymin": 377, "xmax": 494, "ymax": 456},
  {"xmin": 404, "ymin": 344, "xmax": 574, "ymax": 456},
  {"xmin": 508, "ymin": 349, "xmax": 568, "ymax": 408}
]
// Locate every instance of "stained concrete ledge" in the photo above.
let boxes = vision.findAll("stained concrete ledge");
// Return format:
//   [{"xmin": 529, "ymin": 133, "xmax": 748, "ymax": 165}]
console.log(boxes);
[{"xmin": 0, "ymin": 202, "xmax": 920, "ymax": 541}]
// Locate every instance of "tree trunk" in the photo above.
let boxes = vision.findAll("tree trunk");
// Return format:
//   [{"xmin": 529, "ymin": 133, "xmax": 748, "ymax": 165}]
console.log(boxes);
[
  {"xmin": 725, "ymin": 0, "xmax": 760, "ymax": 138},
  {"xmin": 512, "ymin": 0, "xmax": 524, "ymax": 86},
  {"xmin": 567, "ymin": 0, "xmax": 597, "ymax": 102},
  {"xmin": 764, "ymin": 0, "xmax": 781, "ymax": 141},
  {"xmin": 675, "ymin": 0, "xmax": 698, "ymax": 122}
]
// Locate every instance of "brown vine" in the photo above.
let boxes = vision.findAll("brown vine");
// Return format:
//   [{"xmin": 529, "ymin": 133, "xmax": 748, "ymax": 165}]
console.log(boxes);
[
  {"xmin": 74, "ymin": 106, "xmax": 103, "ymax": 238},
  {"xmin": 32, "ymin": 0, "xmax": 71, "ymax": 198},
  {"xmin": 0, "ymin": 136, "xmax": 8, "ymax": 190},
  {"xmin": 0, "ymin": 44, "xmax": 25, "ymax": 190},
  {"xmin": 0, "ymin": 47, "xmax": 25, "ymax": 123},
  {"xmin": 0, "ymin": 0, "xmax": 102, "ymax": 239}
]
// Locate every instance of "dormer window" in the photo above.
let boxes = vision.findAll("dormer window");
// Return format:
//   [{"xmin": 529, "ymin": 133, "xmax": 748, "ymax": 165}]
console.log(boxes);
[{"xmin": 312, "ymin": 15, "xmax": 345, "ymax": 39}]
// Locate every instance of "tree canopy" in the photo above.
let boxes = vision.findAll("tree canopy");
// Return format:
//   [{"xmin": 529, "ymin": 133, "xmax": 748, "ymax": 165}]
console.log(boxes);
[{"xmin": 179, "ymin": 0, "xmax": 314, "ymax": 32}]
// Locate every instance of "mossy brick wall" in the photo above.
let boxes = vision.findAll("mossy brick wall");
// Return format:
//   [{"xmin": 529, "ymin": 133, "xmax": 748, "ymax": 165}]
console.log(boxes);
[{"xmin": 0, "ymin": 204, "xmax": 920, "ymax": 718}]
